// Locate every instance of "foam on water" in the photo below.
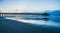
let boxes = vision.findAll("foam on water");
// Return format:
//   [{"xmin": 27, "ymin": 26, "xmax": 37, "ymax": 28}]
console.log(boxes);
[{"xmin": 5, "ymin": 17, "xmax": 60, "ymax": 27}]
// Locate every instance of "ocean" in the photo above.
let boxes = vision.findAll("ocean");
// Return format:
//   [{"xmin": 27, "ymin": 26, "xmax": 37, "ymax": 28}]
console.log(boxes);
[{"xmin": 0, "ymin": 10, "xmax": 60, "ymax": 33}]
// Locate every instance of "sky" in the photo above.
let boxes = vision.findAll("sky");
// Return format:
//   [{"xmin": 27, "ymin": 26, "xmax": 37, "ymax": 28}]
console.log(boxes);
[{"xmin": 0, "ymin": 0, "xmax": 60, "ymax": 12}]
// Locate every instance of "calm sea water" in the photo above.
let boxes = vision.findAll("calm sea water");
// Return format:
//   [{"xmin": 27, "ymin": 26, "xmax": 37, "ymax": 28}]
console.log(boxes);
[{"xmin": 0, "ymin": 10, "xmax": 60, "ymax": 33}]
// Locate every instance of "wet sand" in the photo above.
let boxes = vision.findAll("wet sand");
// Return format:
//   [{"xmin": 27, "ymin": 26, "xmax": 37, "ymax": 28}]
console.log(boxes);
[{"xmin": 0, "ymin": 18, "xmax": 60, "ymax": 33}]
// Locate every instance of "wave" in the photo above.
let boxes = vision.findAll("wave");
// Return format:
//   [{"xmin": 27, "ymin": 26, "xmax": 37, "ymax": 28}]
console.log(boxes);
[{"xmin": 5, "ymin": 17, "xmax": 60, "ymax": 27}]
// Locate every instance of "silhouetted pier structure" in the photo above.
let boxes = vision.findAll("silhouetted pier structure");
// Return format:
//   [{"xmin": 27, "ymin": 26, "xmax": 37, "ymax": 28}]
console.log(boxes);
[
  {"xmin": 0, "ymin": 13, "xmax": 50, "ymax": 21},
  {"xmin": 0, "ymin": 13, "xmax": 50, "ymax": 16}
]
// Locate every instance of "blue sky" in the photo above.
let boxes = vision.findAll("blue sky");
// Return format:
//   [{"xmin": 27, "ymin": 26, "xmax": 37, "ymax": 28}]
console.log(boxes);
[
  {"xmin": 0, "ymin": 0, "xmax": 60, "ymax": 12},
  {"xmin": 0, "ymin": 0, "xmax": 2, "ymax": 8}
]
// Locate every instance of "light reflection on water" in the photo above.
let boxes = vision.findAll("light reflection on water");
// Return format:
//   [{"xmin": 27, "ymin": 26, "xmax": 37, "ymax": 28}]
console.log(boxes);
[
  {"xmin": 3, "ymin": 14, "xmax": 60, "ymax": 23},
  {"xmin": 4, "ymin": 16, "xmax": 60, "ymax": 27},
  {"xmin": 0, "ymin": 10, "xmax": 60, "ymax": 33},
  {"xmin": 49, "ymin": 16, "xmax": 60, "ymax": 23},
  {"xmin": 1, "ymin": 11, "xmax": 60, "ymax": 27}
]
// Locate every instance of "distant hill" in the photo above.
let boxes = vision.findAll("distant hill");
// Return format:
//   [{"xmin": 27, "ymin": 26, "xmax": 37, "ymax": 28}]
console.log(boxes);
[
  {"xmin": 47, "ymin": 10, "xmax": 60, "ymax": 23},
  {"xmin": 48, "ymin": 10, "xmax": 60, "ymax": 16}
]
